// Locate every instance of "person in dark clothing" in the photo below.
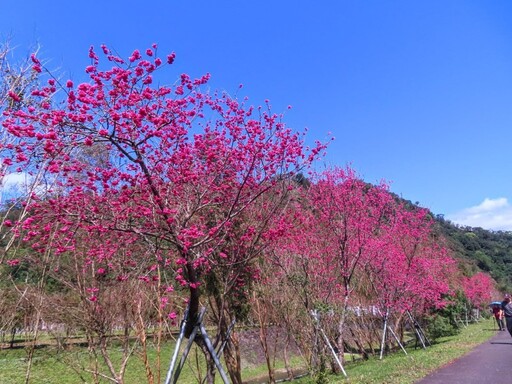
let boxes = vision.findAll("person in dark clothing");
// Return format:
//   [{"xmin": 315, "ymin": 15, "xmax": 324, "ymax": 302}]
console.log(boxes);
[{"xmin": 501, "ymin": 296, "xmax": 512, "ymax": 337}]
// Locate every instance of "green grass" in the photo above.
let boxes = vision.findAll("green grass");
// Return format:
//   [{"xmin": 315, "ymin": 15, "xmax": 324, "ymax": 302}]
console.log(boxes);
[
  {"xmin": 293, "ymin": 318, "xmax": 497, "ymax": 384},
  {"xmin": 0, "ymin": 319, "xmax": 497, "ymax": 383},
  {"xmin": 0, "ymin": 339, "xmax": 306, "ymax": 383}
]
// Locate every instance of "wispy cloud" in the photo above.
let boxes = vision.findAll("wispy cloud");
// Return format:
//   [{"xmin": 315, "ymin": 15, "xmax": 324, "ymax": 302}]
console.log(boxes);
[
  {"xmin": 447, "ymin": 197, "xmax": 512, "ymax": 231},
  {"xmin": 0, "ymin": 172, "xmax": 50, "ymax": 204},
  {"xmin": 1, "ymin": 173, "xmax": 30, "ymax": 191}
]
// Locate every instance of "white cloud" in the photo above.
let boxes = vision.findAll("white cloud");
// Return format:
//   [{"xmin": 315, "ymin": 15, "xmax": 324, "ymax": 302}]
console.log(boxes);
[
  {"xmin": 1, "ymin": 173, "xmax": 34, "ymax": 204},
  {"xmin": 447, "ymin": 197, "xmax": 512, "ymax": 231},
  {"xmin": 1, "ymin": 172, "xmax": 30, "ymax": 191},
  {"xmin": 0, "ymin": 172, "xmax": 44, "ymax": 204}
]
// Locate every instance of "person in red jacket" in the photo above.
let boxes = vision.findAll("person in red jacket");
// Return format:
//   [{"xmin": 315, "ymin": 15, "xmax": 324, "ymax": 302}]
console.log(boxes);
[{"xmin": 492, "ymin": 304, "xmax": 505, "ymax": 331}]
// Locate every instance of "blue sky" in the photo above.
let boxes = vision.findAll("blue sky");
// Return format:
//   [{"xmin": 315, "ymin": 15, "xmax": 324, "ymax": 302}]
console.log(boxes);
[{"xmin": 1, "ymin": 1, "xmax": 512, "ymax": 230}]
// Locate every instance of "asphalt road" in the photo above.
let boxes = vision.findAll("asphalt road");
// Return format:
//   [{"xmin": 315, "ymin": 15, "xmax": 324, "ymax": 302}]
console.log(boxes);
[{"xmin": 415, "ymin": 328, "xmax": 512, "ymax": 384}]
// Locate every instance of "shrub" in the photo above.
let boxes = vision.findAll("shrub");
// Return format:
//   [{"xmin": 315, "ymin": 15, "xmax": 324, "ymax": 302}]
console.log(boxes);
[{"xmin": 426, "ymin": 314, "xmax": 459, "ymax": 341}]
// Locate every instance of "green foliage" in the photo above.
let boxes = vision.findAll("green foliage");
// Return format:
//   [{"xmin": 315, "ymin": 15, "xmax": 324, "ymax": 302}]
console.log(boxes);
[
  {"xmin": 426, "ymin": 314, "xmax": 458, "ymax": 340},
  {"xmin": 435, "ymin": 216, "xmax": 512, "ymax": 292},
  {"xmin": 315, "ymin": 356, "xmax": 330, "ymax": 384},
  {"xmin": 424, "ymin": 291, "xmax": 471, "ymax": 341},
  {"xmin": 314, "ymin": 301, "xmax": 335, "ymax": 314},
  {"xmin": 1, "ymin": 261, "xmax": 65, "ymax": 293}
]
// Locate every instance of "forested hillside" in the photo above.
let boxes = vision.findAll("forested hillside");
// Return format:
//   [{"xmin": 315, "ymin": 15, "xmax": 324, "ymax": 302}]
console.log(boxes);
[{"xmin": 435, "ymin": 214, "xmax": 512, "ymax": 293}]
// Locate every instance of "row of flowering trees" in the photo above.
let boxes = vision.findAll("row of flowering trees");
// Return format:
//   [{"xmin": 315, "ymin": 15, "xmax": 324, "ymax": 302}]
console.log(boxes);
[
  {"xmin": 256, "ymin": 168, "xmax": 496, "ymax": 376},
  {"xmin": 269, "ymin": 168, "xmax": 456, "ymax": 345},
  {"xmin": 0, "ymin": 44, "xmax": 496, "ymax": 384}
]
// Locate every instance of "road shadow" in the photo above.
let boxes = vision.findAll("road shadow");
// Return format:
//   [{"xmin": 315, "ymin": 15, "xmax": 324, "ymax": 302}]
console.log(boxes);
[{"xmin": 490, "ymin": 342, "xmax": 512, "ymax": 345}]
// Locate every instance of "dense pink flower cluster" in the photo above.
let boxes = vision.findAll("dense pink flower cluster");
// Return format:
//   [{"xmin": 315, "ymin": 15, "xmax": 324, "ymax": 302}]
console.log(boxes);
[
  {"xmin": 272, "ymin": 166, "xmax": 461, "ymax": 321},
  {"xmin": 1, "ymin": 45, "xmax": 324, "ymax": 321},
  {"xmin": 463, "ymin": 272, "xmax": 494, "ymax": 309}
]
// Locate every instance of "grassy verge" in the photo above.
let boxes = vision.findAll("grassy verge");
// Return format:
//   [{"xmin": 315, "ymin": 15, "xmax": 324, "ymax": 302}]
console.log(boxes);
[
  {"xmin": 293, "ymin": 317, "xmax": 496, "ymax": 384},
  {"xmin": 0, "ymin": 318, "xmax": 496, "ymax": 383}
]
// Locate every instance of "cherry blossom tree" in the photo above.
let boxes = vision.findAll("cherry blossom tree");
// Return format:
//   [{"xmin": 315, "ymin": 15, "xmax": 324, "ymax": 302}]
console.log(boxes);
[
  {"xmin": 462, "ymin": 272, "xmax": 494, "ymax": 310},
  {"xmin": 262, "ymin": 193, "xmax": 333, "ymax": 374},
  {"xmin": 2, "ymin": 45, "xmax": 323, "ymax": 383},
  {"xmin": 266, "ymin": 167, "xmax": 400, "ymax": 371},
  {"xmin": 0, "ymin": 41, "xmax": 62, "ymax": 383},
  {"xmin": 363, "ymin": 205, "xmax": 457, "ymax": 353},
  {"xmin": 0, "ymin": 40, "xmax": 44, "ymax": 256},
  {"xmin": 367, "ymin": 206, "xmax": 456, "ymax": 309},
  {"xmin": 301, "ymin": 167, "xmax": 399, "ymax": 362}
]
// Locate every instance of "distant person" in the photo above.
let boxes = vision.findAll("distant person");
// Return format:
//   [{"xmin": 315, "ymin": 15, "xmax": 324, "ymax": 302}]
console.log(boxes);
[
  {"xmin": 501, "ymin": 295, "xmax": 512, "ymax": 337},
  {"xmin": 502, "ymin": 294, "xmax": 510, "ymax": 311},
  {"xmin": 492, "ymin": 304, "xmax": 505, "ymax": 331}
]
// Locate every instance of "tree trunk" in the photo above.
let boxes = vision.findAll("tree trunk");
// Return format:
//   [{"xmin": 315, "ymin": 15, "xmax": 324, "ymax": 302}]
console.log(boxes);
[
  {"xmin": 254, "ymin": 293, "xmax": 275, "ymax": 383},
  {"xmin": 197, "ymin": 337, "xmax": 217, "ymax": 384},
  {"xmin": 184, "ymin": 260, "xmax": 201, "ymax": 338},
  {"xmin": 223, "ymin": 330, "xmax": 242, "ymax": 384},
  {"xmin": 283, "ymin": 331, "xmax": 294, "ymax": 380},
  {"xmin": 349, "ymin": 326, "xmax": 368, "ymax": 360},
  {"xmin": 335, "ymin": 303, "xmax": 349, "ymax": 370}
]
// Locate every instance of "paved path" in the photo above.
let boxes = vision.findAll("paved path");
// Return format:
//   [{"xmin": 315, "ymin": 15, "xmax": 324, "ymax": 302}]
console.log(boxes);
[{"xmin": 416, "ymin": 329, "xmax": 512, "ymax": 384}]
